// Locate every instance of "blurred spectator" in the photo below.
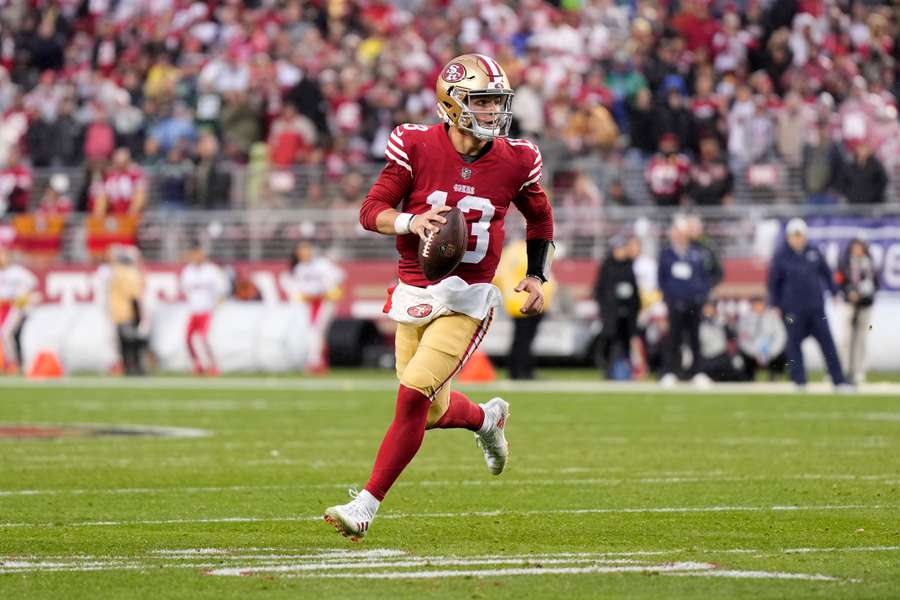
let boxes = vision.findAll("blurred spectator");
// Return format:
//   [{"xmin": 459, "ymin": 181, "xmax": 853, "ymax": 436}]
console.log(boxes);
[
  {"xmin": 107, "ymin": 246, "xmax": 146, "ymax": 376},
  {"xmin": 90, "ymin": 148, "xmax": 146, "ymax": 216},
  {"xmin": 687, "ymin": 137, "xmax": 733, "ymax": 206},
  {"xmin": 26, "ymin": 97, "xmax": 83, "ymax": 167},
  {"xmin": 802, "ymin": 118, "xmax": 844, "ymax": 205},
  {"xmin": 626, "ymin": 88, "xmax": 657, "ymax": 156},
  {"xmin": 737, "ymin": 296, "xmax": 788, "ymax": 381},
  {"xmin": 690, "ymin": 70, "xmax": 723, "ymax": 144},
  {"xmin": 511, "ymin": 69, "xmax": 544, "ymax": 139},
  {"xmin": 158, "ymin": 147, "xmax": 194, "ymax": 211},
  {"xmin": 111, "ymin": 90, "xmax": 145, "ymax": 158},
  {"xmin": 83, "ymin": 106, "xmax": 116, "ymax": 163},
  {"xmin": 697, "ymin": 302, "xmax": 746, "ymax": 382},
  {"xmin": 562, "ymin": 99, "xmax": 618, "ymax": 157},
  {"xmin": 221, "ymin": 92, "xmax": 262, "ymax": 160},
  {"xmin": 606, "ymin": 51, "xmax": 647, "ymax": 128},
  {"xmin": 768, "ymin": 218, "xmax": 847, "ymax": 389},
  {"xmin": 838, "ymin": 142, "xmax": 888, "ymax": 204},
  {"xmin": 558, "ymin": 173, "xmax": 603, "ymax": 242},
  {"xmin": 776, "ymin": 92, "xmax": 816, "ymax": 167},
  {"xmin": 180, "ymin": 242, "xmax": 228, "ymax": 376},
  {"xmin": 657, "ymin": 216, "xmax": 714, "ymax": 386},
  {"xmin": 268, "ymin": 104, "xmax": 318, "ymax": 167},
  {"xmin": 38, "ymin": 174, "xmax": 73, "ymax": 216},
  {"xmin": 285, "ymin": 242, "xmax": 345, "ymax": 374},
  {"xmin": 645, "ymin": 133, "xmax": 691, "ymax": 206},
  {"xmin": 148, "ymin": 102, "xmax": 197, "ymax": 155},
  {"xmin": 593, "ymin": 236, "xmax": 640, "ymax": 379},
  {"xmin": 189, "ymin": 133, "xmax": 232, "ymax": 210},
  {"xmin": 0, "ymin": 0, "xmax": 892, "ymax": 212},
  {"xmin": 835, "ymin": 239, "xmax": 879, "ymax": 384},
  {"xmin": 606, "ymin": 178, "xmax": 633, "ymax": 207},
  {"xmin": 0, "ymin": 246, "xmax": 38, "ymax": 374},
  {"xmin": 686, "ymin": 215, "xmax": 724, "ymax": 291},
  {"xmin": 655, "ymin": 87, "xmax": 694, "ymax": 152},
  {"xmin": 0, "ymin": 148, "xmax": 32, "ymax": 215}
]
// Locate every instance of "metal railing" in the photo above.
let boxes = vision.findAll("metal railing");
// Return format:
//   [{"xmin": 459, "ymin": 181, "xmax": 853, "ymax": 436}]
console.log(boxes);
[
  {"xmin": 31, "ymin": 202, "xmax": 895, "ymax": 264},
  {"xmin": 25, "ymin": 153, "xmax": 900, "ymax": 212}
]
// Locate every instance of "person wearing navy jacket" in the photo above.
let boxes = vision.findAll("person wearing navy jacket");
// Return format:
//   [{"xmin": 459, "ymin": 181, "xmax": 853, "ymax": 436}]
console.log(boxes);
[
  {"xmin": 768, "ymin": 218, "xmax": 847, "ymax": 389},
  {"xmin": 658, "ymin": 216, "xmax": 714, "ymax": 385}
]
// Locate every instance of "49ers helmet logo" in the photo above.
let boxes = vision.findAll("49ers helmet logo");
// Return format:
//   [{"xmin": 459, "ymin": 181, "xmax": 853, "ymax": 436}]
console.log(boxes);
[
  {"xmin": 407, "ymin": 304, "xmax": 433, "ymax": 318},
  {"xmin": 442, "ymin": 63, "xmax": 466, "ymax": 83}
]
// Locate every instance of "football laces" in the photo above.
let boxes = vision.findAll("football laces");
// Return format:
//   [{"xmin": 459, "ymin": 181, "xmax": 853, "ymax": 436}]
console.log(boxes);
[{"xmin": 422, "ymin": 229, "xmax": 435, "ymax": 258}]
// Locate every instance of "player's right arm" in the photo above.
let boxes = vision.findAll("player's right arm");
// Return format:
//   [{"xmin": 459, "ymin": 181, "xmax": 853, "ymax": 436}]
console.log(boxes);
[{"xmin": 359, "ymin": 126, "xmax": 450, "ymax": 240}]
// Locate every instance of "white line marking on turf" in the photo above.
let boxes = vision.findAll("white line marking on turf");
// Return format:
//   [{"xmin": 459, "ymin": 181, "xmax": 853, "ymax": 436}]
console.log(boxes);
[
  {"xmin": 0, "ymin": 503, "xmax": 893, "ymax": 529},
  {"xmin": 1, "ymin": 547, "xmax": 878, "ymax": 582},
  {"xmin": 2, "ymin": 473, "xmax": 896, "ymax": 498},
  {"xmin": 669, "ymin": 570, "xmax": 847, "ymax": 582}
]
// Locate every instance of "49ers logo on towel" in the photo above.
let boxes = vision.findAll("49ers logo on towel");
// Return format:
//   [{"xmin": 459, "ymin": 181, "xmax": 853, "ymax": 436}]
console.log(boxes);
[
  {"xmin": 442, "ymin": 63, "xmax": 466, "ymax": 83},
  {"xmin": 407, "ymin": 303, "xmax": 433, "ymax": 318}
]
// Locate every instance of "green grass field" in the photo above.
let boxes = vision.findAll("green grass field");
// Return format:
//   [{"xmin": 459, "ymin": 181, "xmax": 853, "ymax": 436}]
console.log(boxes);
[{"xmin": 1, "ymin": 374, "xmax": 898, "ymax": 599}]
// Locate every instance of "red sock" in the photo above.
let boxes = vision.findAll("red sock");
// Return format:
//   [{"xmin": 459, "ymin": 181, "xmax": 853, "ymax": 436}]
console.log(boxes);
[
  {"xmin": 432, "ymin": 390, "xmax": 485, "ymax": 431},
  {"xmin": 363, "ymin": 385, "xmax": 430, "ymax": 501}
]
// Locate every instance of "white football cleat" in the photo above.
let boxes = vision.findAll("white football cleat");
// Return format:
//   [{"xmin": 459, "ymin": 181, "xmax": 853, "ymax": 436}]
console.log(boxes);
[
  {"xmin": 659, "ymin": 373, "xmax": 678, "ymax": 388},
  {"xmin": 323, "ymin": 490, "xmax": 378, "ymax": 541},
  {"xmin": 476, "ymin": 397, "xmax": 509, "ymax": 475},
  {"xmin": 692, "ymin": 372, "xmax": 713, "ymax": 389}
]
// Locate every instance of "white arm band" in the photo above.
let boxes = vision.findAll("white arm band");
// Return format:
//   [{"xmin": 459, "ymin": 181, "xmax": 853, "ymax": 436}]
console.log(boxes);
[{"xmin": 394, "ymin": 212, "xmax": 415, "ymax": 235}]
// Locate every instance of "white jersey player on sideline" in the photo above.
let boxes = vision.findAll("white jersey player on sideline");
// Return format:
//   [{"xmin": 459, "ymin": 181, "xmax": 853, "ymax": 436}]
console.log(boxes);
[
  {"xmin": 179, "ymin": 243, "xmax": 228, "ymax": 375},
  {"xmin": 287, "ymin": 242, "xmax": 344, "ymax": 374},
  {"xmin": 0, "ymin": 246, "xmax": 38, "ymax": 373}
]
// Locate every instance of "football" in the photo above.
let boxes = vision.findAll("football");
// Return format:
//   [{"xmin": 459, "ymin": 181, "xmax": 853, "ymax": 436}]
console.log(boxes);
[{"xmin": 418, "ymin": 206, "xmax": 468, "ymax": 281}]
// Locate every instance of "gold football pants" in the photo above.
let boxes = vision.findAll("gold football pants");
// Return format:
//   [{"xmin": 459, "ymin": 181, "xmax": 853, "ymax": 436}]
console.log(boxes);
[{"xmin": 395, "ymin": 310, "xmax": 493, "ymax": 427}]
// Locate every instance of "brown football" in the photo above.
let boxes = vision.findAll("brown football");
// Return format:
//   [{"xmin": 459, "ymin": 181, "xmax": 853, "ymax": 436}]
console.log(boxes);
[{"xmin": 418, "ymin": 207, "xmax": 468, "ymax": 281}]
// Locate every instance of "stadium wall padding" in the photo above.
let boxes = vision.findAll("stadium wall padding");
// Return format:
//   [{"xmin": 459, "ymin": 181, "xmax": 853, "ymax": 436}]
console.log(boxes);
[{"xmin": 20, "ymin": 302, "xmax": 314, "ymax": 373}]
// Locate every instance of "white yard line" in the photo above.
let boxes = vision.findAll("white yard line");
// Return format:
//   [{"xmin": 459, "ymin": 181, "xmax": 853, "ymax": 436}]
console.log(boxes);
[
  {"xmin": 2, "ymin": 376, "xmax": 900, "ymax": 396},
  {"xmin": 3, "ymin": 546, "xmax": 891, "ymax": 581},
  {"xmin": 0, "ymin": 503, "xmax": 893, "ymax": 529}
]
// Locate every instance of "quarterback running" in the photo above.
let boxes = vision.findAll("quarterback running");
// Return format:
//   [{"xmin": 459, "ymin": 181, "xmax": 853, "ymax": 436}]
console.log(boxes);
[{"xmin": 323, "ymin": 53, "xmax": 555, "ymax": 540}]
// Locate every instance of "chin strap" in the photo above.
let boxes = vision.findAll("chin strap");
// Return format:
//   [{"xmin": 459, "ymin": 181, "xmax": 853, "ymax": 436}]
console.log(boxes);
[{"xmin": 525, "ymin": 239, "xmax": 555, "ymax": 283}]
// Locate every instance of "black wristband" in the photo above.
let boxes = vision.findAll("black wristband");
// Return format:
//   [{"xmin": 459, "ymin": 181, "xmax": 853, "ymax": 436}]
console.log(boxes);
[{"xmin": 525, "ymin": 239, "xmax": 555, "ymax": 283}]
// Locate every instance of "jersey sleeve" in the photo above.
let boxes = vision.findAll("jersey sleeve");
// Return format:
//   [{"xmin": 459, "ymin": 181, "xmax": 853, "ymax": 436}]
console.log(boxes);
[
  {"xmin": 359, "ymin": 161, "xmax": 413, "ymax": 231},
  {"xmin": 359, "ymin": 125, "xmax": 417, "ymax": 232},
  {"xmin": 385, "ymin": 126, "xmax": 412, "ymax": 173},
  {"xmin": 512, "ymin": 139, "xmax": 543, "ymax": 191},
  {"xmin": 510, "ymin": 139, "xmax": 553, "ymax": 240}
]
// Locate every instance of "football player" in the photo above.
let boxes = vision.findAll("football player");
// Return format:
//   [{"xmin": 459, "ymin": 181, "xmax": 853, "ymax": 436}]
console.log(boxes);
[
  {"xmin": 285, "ymin": 241, "xmax": 345, "ymax": 374},
  {"xmin": 324, "ymin": 54, "xmax": 554, "ymax": 540},
  {"xmin": 179, "ymin": 241, "xmax": 228, "ymax": 375},
  {"xmin": 0, "ymin": 246, "xmax": 38, "ymax": 374}
]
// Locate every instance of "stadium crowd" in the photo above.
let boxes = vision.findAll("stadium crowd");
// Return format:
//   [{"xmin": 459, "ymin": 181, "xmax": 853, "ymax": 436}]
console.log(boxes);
[{"xmin": 0, "ymin": 0, "xmax": 897, "ymax": 221}]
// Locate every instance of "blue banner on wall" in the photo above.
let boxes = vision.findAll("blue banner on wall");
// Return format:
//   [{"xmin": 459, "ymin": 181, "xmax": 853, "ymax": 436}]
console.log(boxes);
[{"xmin": 803, "ymin": 216, "xmax": 900, "ymax": 293}]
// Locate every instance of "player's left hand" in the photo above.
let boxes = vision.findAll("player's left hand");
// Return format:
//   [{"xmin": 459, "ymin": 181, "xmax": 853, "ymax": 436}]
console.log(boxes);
[{"xmin": 515, "ymin": 277, "xmax": 544, "ymax": 315}]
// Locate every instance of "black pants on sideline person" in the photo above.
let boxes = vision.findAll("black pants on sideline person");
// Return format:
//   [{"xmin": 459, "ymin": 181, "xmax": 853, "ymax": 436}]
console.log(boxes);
[
  {"xmin": 117, "ymin": 324, "xmax": 145, "ymax": 376},
  {"xmin": 508, "ymin": 314, "xmax": 543, "ymax": 380},
  {"xmin": 783, "ymin": 308, "xmax": 845, "ymax": 386},
  {"xmin": 662, "ymin": 301, "xmax": 701, "ymax": 379}
]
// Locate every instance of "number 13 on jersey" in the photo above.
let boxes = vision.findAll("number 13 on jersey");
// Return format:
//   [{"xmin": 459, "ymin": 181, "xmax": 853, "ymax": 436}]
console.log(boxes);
[{"xmin": 426, "ymin": 190, "xmax": 495, "ymax": 264}]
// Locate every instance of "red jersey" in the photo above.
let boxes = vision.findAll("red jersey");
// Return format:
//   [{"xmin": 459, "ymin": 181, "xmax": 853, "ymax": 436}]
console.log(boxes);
[
  {"xmin": 90, "ymin": 167, "xmax": 146, "ymax": 214},
  {"xmin": 360, "ymin": 124, "xmax": 553, "ymax": 288},
  {"xmin": 0, "ymin": 165, "xmax": 32, "ymax": 213},
  {"xmin": 645, "ymin": 153, "xmax": 691, "ymax": 204}
]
